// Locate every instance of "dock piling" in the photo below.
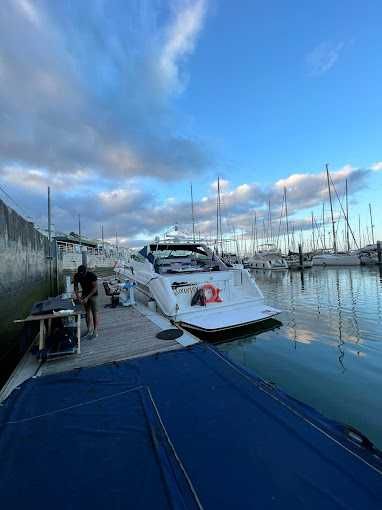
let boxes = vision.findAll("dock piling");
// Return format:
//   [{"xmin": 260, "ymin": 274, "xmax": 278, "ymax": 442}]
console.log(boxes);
[{"xmin": 298, "ymin": 244, "xmax": 303, "ymax": 269}]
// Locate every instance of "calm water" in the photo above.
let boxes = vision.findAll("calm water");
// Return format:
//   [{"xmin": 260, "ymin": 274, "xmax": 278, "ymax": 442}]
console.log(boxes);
[{"xmin": 217, "ymin": 266, "xmax": 382, "ymax": 449}]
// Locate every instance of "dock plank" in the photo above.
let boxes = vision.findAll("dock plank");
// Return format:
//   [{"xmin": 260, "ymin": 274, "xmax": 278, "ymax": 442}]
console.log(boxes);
[{"xmin": 39, "ymin": 287, "xmax": 184, "ymax": 376}]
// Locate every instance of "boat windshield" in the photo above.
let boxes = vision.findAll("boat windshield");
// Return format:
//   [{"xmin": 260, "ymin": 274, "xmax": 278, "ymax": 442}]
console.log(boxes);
[{"xmin": 144, "ymin": 243, "xmax": 227, "ymax": 274}]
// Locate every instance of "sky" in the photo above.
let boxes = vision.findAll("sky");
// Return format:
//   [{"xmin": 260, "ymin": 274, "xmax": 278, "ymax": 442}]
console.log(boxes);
[{"xmin": 0, "ymin": 0, "xmax": 381, "ymax": 248}]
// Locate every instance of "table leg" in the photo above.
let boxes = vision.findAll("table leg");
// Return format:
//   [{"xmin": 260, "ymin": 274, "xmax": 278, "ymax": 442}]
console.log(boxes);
[
  {"xmin": 39, "ymin": 319, "xmax": 44, "ymax": 351},
  {"xmin": 77, "ymin": 314, "xmax": 81, "ymax": 354}
]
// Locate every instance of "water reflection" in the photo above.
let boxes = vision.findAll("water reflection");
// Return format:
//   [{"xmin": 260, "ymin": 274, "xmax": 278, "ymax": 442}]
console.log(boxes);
[{"xmin": 218, "ymin": 266, "xmax": 382, "ymax": 448}]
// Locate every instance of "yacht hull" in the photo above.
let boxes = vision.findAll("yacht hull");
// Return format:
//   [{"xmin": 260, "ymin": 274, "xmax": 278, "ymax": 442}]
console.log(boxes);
[{"xmin": 178, "ymin": 303, "xmax": 281, "ymax": 332}]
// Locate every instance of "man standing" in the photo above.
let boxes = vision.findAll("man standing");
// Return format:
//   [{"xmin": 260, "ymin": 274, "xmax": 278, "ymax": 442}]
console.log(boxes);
[{"xmin": 74, "ymin": 265, "xmax": 99, "ymax": 339}]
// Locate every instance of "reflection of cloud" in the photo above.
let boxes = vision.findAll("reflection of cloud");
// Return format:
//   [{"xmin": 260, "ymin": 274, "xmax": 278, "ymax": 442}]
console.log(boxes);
[
  {"xmin": 348, "ymin": 349, "xmax": 366, "ymax": 358},
  {"xmin": 306, "ymin": 41, "xmax": 345, "ymax": 76},
  {"xmin": 286, "ymin": 327, "xmax": 313, "ymax": 344}
]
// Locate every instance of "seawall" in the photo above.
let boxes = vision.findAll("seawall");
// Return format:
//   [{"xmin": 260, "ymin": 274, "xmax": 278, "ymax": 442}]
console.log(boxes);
[{"xmin": 0, "ymin": 198, "xmax": 62, "ymax": 384}]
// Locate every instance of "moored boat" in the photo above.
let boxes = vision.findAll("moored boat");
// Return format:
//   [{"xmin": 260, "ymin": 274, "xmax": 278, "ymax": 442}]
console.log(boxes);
[
  {"xmin": 312, "ymin": 252, "xmax": 360, "ymax": 266},
  {"xmin": 115, "ymin": 239, "xmax": 281, "ymax": 333},
  {"xmin": 245, "ymin": 244, "xmax": 288, "ymax": 270}
]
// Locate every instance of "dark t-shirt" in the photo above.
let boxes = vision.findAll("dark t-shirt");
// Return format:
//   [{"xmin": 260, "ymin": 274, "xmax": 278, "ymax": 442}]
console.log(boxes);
[{"xmin": 74, "ymin": 271, "xmax": 98, "ymax": 297}]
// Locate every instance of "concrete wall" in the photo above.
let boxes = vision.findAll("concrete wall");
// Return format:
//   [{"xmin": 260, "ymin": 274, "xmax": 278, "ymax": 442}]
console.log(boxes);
[{"xmin": 0, "ymin": 198, "xmax": 62, "ymax": 384}]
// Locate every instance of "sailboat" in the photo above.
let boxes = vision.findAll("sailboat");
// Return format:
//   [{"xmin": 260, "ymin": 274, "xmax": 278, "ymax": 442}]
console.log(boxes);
[{"xmin": 312, "ymin": 165, "xmax": 360, "ymax": 266}]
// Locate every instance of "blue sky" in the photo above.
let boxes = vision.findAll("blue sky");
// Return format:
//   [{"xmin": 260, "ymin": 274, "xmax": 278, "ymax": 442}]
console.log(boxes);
[{"xmin": 0, "ymin": 0, "xmax": 381, "ymax": 247}]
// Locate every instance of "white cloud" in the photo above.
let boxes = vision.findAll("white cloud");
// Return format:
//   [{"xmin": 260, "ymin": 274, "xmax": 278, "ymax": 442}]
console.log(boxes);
[
  {"xmin": 211, "ymin": 178, "xmax": 230, "ymax": 191},
  {"xmin": 159, "ymin": 0, "xmax": 207, "ymax": 93},
  {"xmin": 371, "ymin": 161, "xmax": 382, "ymax": 172},
  {"xmin": 306, "ymin": 41, "xmax": 345, "ymax": 76}
]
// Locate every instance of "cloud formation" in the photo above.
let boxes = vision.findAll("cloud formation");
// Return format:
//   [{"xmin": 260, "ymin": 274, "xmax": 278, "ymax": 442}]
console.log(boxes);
[
  {"xmin": 0, "ymin": 0, "xmax": 209, "ymax": 181},
  {"xmin": 2, "ymin": 162, "xmax": 371, "ymax": 245},
  {"xmin": 306, "ymin": 41, "xmax": 345, "ymax": 76}
]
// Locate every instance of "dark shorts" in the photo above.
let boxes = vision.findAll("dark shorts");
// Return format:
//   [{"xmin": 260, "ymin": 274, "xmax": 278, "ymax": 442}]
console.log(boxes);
[{"xmin": 85, "ymin": 297, "xmax": 98, "ymax": 315}]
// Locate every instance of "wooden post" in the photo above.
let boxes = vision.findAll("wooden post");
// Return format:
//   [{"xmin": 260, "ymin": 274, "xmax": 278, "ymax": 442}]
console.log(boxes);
[{"xmin": 298, "ymin": 244, "xmax": 303, "ymax": 269}]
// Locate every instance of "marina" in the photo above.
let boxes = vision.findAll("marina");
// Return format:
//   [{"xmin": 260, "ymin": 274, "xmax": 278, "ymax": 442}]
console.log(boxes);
[{"xmin": 1, "ymin": 2, "xmax": 382, "ymax": 507}]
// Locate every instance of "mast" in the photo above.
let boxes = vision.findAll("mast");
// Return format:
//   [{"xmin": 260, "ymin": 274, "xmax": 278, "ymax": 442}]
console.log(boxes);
[
  {"xmin": 326, "ymin": 164, "xmax": 337, "ymax": 253},
  {"xmin": 218, "ymin": 177, "xmax": 223, "ymax": 250},
  {"xmin": 190, "ymin": 182, "xmax": 196, "ymax": 242},
  {"xmin": 284, "ymin": 187, "xmax": 290, "ymax": 254},
  {"xmin": 78, "ymin": 214, "xmax": 81, "ymax": 249},
  {"xmin": 369, "ymin": 203, "xmax": 375, "ymax": 245},
  {"xmin": 311, "ymin": 212, "xmax": 315, "ymax": 252},
  {"xmin": 216, "ymin": 183, "xmax": 219, "ymax": 253},
  {"xmin": 48, "ymin": 186, "xmax": 52, "ymax": 294},
  {"xmin": 345, "ymin": 179, "xmax": 350, "ymax": 252},
  {"xmin": 358, "ymin": 214, "xmax": 361, "ymax": 249},
  {"xmin": 254, "ymin": 212, "xmax": 258, "ymax": 253},
  {"xmin": 101, "ymin": 224, "xmax": 104, "ymax": 252},
  {"xmin": 268, "ymin": 199, "xmax": 272, "ymax": 245},
  {"xmin": 322, "ymin": 202, "xmax": 326, "ymax": 250}
]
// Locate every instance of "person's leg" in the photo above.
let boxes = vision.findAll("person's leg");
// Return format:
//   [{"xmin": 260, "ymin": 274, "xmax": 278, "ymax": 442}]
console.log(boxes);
[
  {"xmin": 84, "ymin": 301, "xmax": 93, "ymax": 335},
  {"xmin": 89, "ymin": 298, "xmax": 98, "ymax": 337}
]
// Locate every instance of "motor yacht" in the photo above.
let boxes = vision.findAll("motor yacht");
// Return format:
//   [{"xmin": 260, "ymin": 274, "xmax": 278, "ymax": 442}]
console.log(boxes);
[
  {"xmin": 245, "ymin": 244, "xmax": 288, "ymax": 270},
  {"xmin": 115, "ymin": 240, "xmax": 281, "ymax": 333}
]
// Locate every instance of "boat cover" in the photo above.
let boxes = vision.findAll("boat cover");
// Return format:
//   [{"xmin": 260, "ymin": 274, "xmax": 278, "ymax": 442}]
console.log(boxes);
[{"xmin": 0, "ymin": 345, "xmax": 381, "ymax": 509}]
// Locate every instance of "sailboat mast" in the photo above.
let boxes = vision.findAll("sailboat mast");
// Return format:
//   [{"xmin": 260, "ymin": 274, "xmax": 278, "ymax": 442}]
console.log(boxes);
[
  {"xmin": 369, "ymin": 203, "xmax": 375, "ymax": 245},
  {"xmin": 190, "ymin": 183, "xmax": 196, "ymax": 242},
  {"xmin": 216, "ymin": 182, "xmax": 219, "ymax": 254},
  {"xmin": 358, "ymin": 214, "xmax": 362, "ymax": 248},
  {"xmin": 218, "ymin": 177, "xmax": 223, "ymax": 249},
  {"xmin": 326, "ymin": 164, "xmax": 337, "ymax": 253},
  {"xmin": 268, "ymin": 200, "xmax": 272, "ymax": 245},
  {"xmin": 284, "ymin": 187, "xmax": 290, "ymax": 254},
  {"xmin": 311, "ymin": 212, "xmax": 315, "ymax": 252},
  {"xmin": 322, "ymin": 202, "xmax": 326, "ymax": 250},
  {"xmin": 345, "ymin": 179, "xmax": 350, "ymax": 251}
]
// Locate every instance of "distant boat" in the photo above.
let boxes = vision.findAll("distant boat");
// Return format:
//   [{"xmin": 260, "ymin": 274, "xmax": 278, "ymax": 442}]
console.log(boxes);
[
  {"xmin": 286, "ymin": 254, "xmax": 313, "ymax": 269},
  {"xmin": 312, "ymin": 252, "xmax": 360, "ymax": 266},
  {"xmin": 115, "ymin": 237, "xmax": 281, "ymax": 333},
  {"xmin": 245, "ymin": 244, "xmax": 288, "ymax": 270},
  {"xmin": 312, "ymin": 165, "xmax": 360, "ymax": 267}
]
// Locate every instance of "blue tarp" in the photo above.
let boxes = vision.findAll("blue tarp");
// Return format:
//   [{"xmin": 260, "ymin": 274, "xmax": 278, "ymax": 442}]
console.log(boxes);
[{"xmin": 0, "ymin": 344, "xmax": 381, "ymax": 509}]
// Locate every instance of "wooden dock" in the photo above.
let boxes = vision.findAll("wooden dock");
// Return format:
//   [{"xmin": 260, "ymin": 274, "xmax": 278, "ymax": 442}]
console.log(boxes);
[
  {"xmin": 40, "ymin": 305, "xmax": 184, "ymax": 376},
  {"xmin": 1, "ymin": 284, "xmax": 199, "ymax": 401}
]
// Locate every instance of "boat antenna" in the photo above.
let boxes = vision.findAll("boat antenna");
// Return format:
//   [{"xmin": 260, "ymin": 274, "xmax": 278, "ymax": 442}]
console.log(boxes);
[
  {"xmin": 190, "ymin": 182, "xmax": 196, "ymax": 242},
  {"xmin": 326, "ymin": 164, "xmax": 337, "ymax": 253},
  {"xmin": 369, "ymin": 203, "xmax": 375, "ymax": 245}
]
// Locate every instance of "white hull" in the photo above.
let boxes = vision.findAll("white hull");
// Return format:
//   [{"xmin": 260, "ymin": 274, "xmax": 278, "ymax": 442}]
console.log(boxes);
[
  {"xmin": 115, "ymin": 242, "xmax": 281, "ymax": 333},
  {"xmin": 246, "ymin": 259, "xmax": 288, "ymax": 270},
  {"xmin": 312, "ymin": 254, "xmax": 360, "ymax": 266}
]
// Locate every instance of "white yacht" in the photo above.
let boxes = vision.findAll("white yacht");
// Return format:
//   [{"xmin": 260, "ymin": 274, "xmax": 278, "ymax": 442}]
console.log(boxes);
[
  {"xmin": 312, "ymin": 252, "xmax": 360, "ymax": 266},
  {"xmin": 245, "ymin": 244, "xmax": 288, "ymax": 270},
  {"xmin": 115, "ymin": 240, "xmax": 281, "ymax": 334}
]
